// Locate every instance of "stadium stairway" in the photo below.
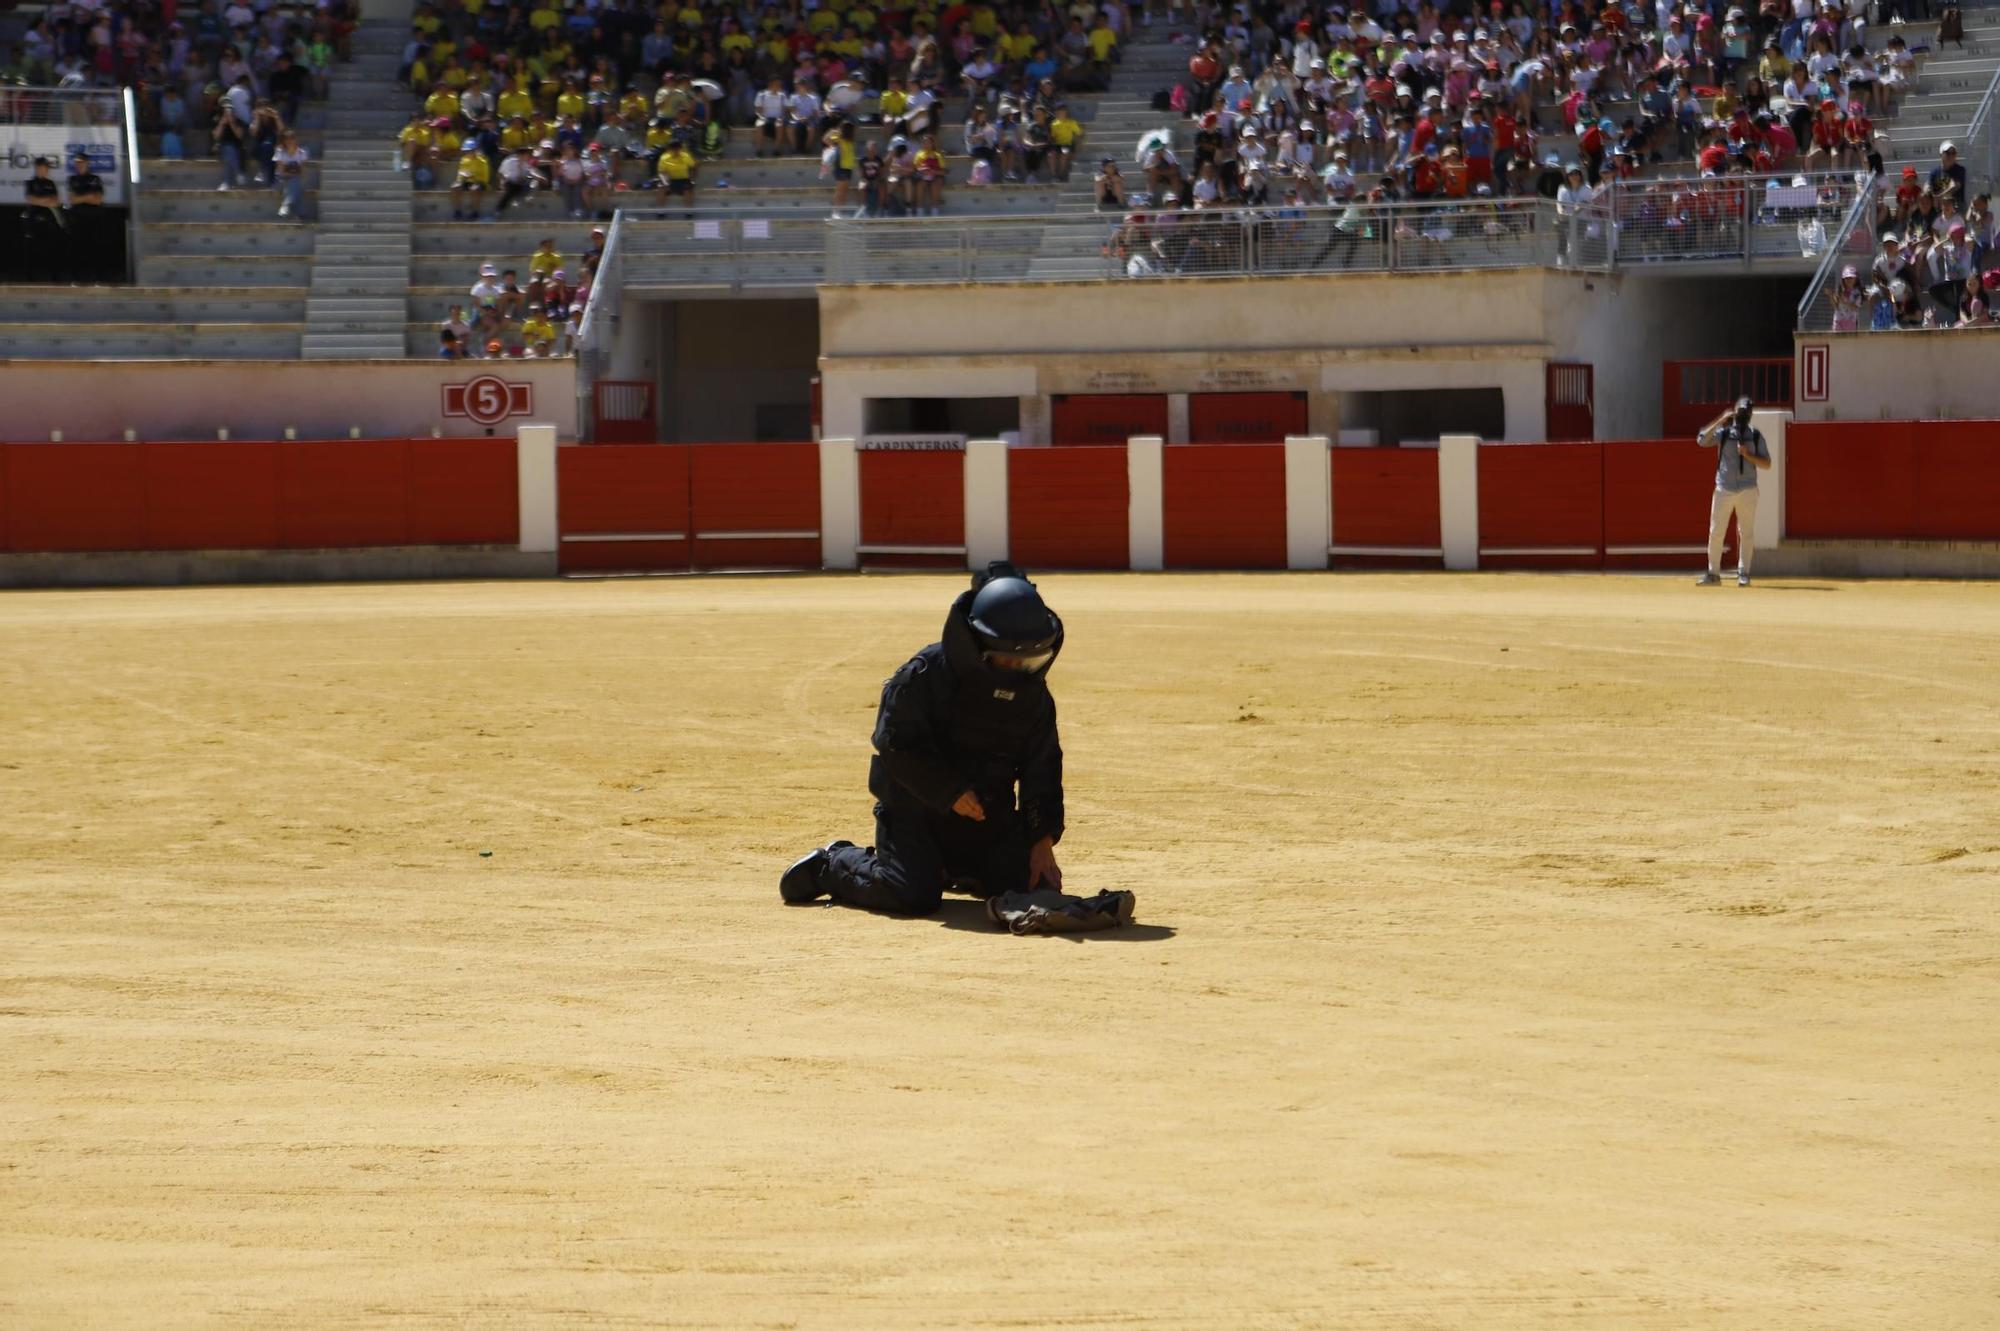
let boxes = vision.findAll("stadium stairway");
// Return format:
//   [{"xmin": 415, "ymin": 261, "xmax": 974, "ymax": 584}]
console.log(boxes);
[
  {"xmin": 301, "ymin": 19, "xmax": 415, "ymax": 359},
  {"xmin": 1877, "ymin": 8, "xmax": 2000, "ymax": 180}
]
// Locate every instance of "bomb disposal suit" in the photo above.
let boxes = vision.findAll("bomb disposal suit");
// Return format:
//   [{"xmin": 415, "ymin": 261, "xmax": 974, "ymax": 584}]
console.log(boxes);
[{"xmin": 780, "ymin": 563, "xmax": 1065, "ymax": 917}]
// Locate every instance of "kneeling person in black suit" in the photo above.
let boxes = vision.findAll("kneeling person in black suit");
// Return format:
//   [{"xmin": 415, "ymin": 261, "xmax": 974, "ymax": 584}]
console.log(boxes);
[{"xmin": 782, "ymin": 562, "xmax": 1067, "ymax": 917}]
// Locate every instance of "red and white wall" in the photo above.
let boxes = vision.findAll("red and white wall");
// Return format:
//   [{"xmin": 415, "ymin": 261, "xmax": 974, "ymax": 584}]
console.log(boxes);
[{"xmin": 7, "ymin": 416, "xmax": 1999, "ymax": 586}]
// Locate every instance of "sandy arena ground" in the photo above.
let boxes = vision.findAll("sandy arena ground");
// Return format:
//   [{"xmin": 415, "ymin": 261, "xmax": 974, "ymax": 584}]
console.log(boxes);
[{"xmin": 2, "ymin": 573, "xmax": 1996, "ymax": 1329}]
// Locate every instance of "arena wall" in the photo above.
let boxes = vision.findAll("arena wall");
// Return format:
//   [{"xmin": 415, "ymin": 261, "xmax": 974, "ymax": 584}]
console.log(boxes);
[
  {"xmin": 8, "ymin": 419, "xmax": 2000, "ymax": 586},
  {"xmin": 0, "ymin": 360, "xmax": 579, "ymax": 443},
  {"xmin": 1792, "ymin": 329, "xmax": 2000, "ymax": 423}
]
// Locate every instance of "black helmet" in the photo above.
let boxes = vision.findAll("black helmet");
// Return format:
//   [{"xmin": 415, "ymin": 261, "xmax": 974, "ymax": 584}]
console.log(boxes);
[{"xmin": 966, "ymin": 562, "xmax": 1061, "ymax": 674}]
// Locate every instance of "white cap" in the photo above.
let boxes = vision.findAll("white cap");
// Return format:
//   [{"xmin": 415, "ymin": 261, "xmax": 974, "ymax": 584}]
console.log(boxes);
[{"xmin": 1940, "ymin": 140, "xmax": 1957, "ymax": 152}]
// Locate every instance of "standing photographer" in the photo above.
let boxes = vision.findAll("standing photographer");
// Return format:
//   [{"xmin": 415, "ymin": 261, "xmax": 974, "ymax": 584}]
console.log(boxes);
[{"xmin": 1696, "ymin": 396, "xmax": 1771, "ymax": 587}]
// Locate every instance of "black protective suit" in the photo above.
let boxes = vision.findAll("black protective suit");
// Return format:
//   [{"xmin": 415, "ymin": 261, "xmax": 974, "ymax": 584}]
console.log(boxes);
[{"xmin": 818, "ymin": 587, "xmax": 1065, "ymax": 917}]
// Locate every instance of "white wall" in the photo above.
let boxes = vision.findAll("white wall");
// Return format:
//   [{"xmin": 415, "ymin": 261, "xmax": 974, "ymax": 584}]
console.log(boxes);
[
  {"xmin": 816, "ymin": 270, "xmax": 1645, "ymax": 444},
  {"xmin": 819, "ymin": 270, "xmax": 1552, "ymax": 356},
  {"xmin": 1793, "ymin": 328, "xmax": 2000, "ymax": 422},
  {"xmin": 0, "ymin": 360, "xmax": 580, "ymax": 441}
]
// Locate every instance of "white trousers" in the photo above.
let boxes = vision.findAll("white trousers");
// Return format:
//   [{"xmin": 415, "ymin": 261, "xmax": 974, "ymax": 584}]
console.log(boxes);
[{"xmin": 1708, "ymin": 486, "xmax": 1759, "ymax": 575}]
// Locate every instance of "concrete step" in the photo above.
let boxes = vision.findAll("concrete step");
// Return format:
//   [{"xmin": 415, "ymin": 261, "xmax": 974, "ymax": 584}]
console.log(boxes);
[
  {"xmin": 139, "ymin": 255, "xmax": 312, "ymax": 285},
  {"xmin": 310, "ymin": 279, "xmax": 415, "ymax": 296},
  {"xmin": 143, "ymin": 223, "xmax": 318, "ymax": 255},
  {"xmin": 319, "ymin": 206, "xmax": 415, "ymax": 221},
  {"xmin": 5, "ymin": 287, "xmax": 306, "ymax": 323},
  {"xmin": 306, "ymin": 297, "xmax": 406, "ymax": 315},
  {"xmin": 139, "ymin": 191, "xmax": 319, "ymax": 222},
  {"xmin": 302, "ymin": 343, "xmax": 409, "ymax": 359}
]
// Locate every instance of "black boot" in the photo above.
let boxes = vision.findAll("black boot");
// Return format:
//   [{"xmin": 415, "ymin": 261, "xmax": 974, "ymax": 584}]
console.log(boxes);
[{"xmin": 779, "ymin": 841, "xmax": 854, "ymax": 904}]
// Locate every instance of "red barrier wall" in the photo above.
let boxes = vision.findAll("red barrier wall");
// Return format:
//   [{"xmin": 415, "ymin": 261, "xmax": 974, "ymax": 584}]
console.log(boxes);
[
  {"xmin": 1, "ymin": 439, "xmax": 517, "ymax": 554},
  {"xmin": 5, "ymin": 442, "xmax": 148, "ymax": 552},
  {"xmin": 1163, "ymin": 444, "xmax": 1286, "ymax": 568},
  {"xmin": 1477, "ymin": 442, "xmax": 1603, "ymax": 568},
  {"xmin": 1330, "ymin": 447, "xmax": 1441, "ymax": 565},
  {"xmin": 859, "ymin": 448, "xmax": 964, "ymax": 568},
  {"xmin": 1051, "ymin": 394, "xmax": 1169, "ymax": 446},
  {"xmin": 1787, "ymin": 420, "xmax": 2000, "ymax": 541},
  {"xmin": 1188, "ymin": 392, "xmax": 1307, "ymax": 444},
  {"xmin": 1008, "ymin": 446, "xmax": 1128, "ymax": 568},
  {"xmin": 1915, "ymin": 421, "xmax": 2000, "ymax": 539},
  {"xmin": 688, "ymin": 442, "xmax": 820, "ymax": 570},
  {"xmin": 1600, "ymin": 438, "xmax": 1716, "ymax": 569},
  {"xmin": 142, "ymin": 442, "xmax": 282, "ymax": 550},
  {"xmin": 557, "ymin": 443, "xmax": 690, "ymax": 573}
]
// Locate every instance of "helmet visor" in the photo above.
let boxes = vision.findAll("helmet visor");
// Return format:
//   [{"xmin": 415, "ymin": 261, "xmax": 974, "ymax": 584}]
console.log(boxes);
[{"xmin": 983, "ymin": 647, "xmax": 1056, "ymax": 673}]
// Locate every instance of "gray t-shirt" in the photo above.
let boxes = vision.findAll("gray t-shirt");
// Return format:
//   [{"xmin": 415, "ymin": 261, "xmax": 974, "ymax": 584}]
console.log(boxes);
[{"xmin": 1708, "ymin": 421, "xmax": 1769, "ymax": 492}]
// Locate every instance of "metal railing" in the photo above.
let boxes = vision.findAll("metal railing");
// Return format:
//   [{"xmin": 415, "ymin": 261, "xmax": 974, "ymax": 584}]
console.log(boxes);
[
  {"xmin": 827, "ymin": 196, "xmax": 1617, "ymax": 283},
  {"xmin": 573, "ymin": 214, "xmax": 627, "ymax": 431},
  {"xmin": 1958, "ymin": 53, "xmax": 2000, "ymax": 203},
  {"xmin": 122, "ymin": 85, "xmax": 142, "ymax": 278},
  {"xmin": 1606, "ymin": 172, "xmax": 1869, "ymax": 269},
  {"xmin": 582, "ymin": 172, "xmax": 1868, "ymax": 300},
  {"xmin": 1796, "ymin": 175, "xmax": 1884, "ymax": 332}
]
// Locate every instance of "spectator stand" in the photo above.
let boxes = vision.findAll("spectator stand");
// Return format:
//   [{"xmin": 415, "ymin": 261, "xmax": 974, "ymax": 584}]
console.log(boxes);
[{"xmin": 1798, "ymin": 53, "xmax": 2000, "ymax": 332}]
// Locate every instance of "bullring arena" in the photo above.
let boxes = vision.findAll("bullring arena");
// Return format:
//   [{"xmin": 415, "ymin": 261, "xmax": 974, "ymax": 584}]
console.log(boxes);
[
  {"xmin": 10, "ymin": 0, "xmax": 2000, "ymax": 1316},
  {"xmin": 5, "ymin": 571, "xmax": 1996, "ymax": 1327}
]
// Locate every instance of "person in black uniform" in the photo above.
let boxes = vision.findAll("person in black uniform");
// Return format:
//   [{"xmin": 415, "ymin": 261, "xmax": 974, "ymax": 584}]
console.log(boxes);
[
  {"xmin": 64, "ymin": 152, "xmax": 109, "ymax": 283},
  {"xmin": 781, "ymin": 562, "xmax": 1067, "ymax": 917},
  {"xmin": 22, "ymin": 157, "xmax": 66, "ymax": 281}
]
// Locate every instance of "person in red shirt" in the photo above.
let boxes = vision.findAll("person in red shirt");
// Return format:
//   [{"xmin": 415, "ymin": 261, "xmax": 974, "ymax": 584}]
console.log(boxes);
[
  {"xmin": 1843, "ymin": 103, "xmax": 1876, "ymax": 172},
  {"xmin": 1806, "ymin": 98, "xmax": 1843, "ymax": 165},
  {"xmin": 1492, "ymin": 104, "xmax": 1518, "ymax": 178},
  {"xmin": 1578, "ymin": 116, "xmax": 1605, "ymax": 183},
  {"xmin": 1894, "ymin": 164, "xmax": 1923, "ymax": 218},
  {"xmin": 1410, "ymin": 108, "xmax": 1439, "ymax": 157},
  {"xmin": 1409, "ymin": 143, "xmax": 1441, "ymax": 198},
  {"xmin": 1697, "ymin": 130, "xmax": 1731, "ymax": 175},
  {"xmin": 1762, "ymin": 113, "xmax": 1797, "ymax": 165}
]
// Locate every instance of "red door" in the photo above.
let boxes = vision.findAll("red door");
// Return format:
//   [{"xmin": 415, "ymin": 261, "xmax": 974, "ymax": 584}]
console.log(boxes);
[
  {"xmin": 592, "ymin": 380, "xmax": 657, "ymax": 443},
  {"xmin": 1187, "ymin": 391, "xmax": 1308, "ymax": 443},
  {"xmin": 1545, "ymin": 363, "xmax": 1594, "ymax": 442},
  {"xmin": 1050, "ymin": 394, "xmax": 1169, "ymax": 445}
]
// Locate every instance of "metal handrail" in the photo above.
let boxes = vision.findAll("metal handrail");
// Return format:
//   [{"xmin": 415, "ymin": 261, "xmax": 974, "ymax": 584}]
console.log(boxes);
[
  {"xmin": 1959, "ymin": 55, "xmax": 2000, "ymax": 199},
  {"xmin": 573, "ymin": 212, "xmax": 625, "ymax": 431},
  {"xmin": 122, "ymin": 85, "xmax": 142, "ymax": 281},
  {"xmin": 1796, "ymin": 174, "xmax": 1881, "ymax": 332}
]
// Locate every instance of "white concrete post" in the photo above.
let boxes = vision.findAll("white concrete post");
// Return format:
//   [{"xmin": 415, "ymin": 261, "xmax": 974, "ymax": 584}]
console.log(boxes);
[
  {"xmin": 818, "ymin": 437, "xmax": 860, "ymax": 570},
  {"xmin": 964, "ymin": 439, "xmax": 1010, "ymax": 569},
  {"xmin": 1127, "ymin": 435, "xmax": 1165, "ymax": 571},
  {"xmin": 1752, "ymin": 410, "xmax": 1788, "ymax": 549},
  {"xmin": 515, "ymin": 424, "xmax": 558, "ymax": 554},
  {"xmin": 1283, "ymin": 435, "xmax": 1331, "ymax": 570},
  {"xmin": 1438, "ymin": 434, "xmax": 1481, "ymax": 571}
]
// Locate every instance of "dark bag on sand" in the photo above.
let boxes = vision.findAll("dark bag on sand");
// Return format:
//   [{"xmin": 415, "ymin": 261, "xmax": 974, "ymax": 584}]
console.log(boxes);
[{"xmin": 985, "ymin": 888, "xmax": 1137, "ymax": 935}]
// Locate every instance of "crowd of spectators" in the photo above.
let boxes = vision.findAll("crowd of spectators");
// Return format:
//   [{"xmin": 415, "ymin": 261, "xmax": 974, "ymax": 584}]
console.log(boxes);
[
  {"xmin": 5, "ymin": 0, "xmax": 354, "ymax": 226},
  {"xmin": 1138, "ymin": 0, "xmax": 1932, "ymax": 217},
  {"xmin": 389, "ymin": 0, "xmax": 1125, "ymax": 217},
  {"xmin": 438, "ymin": 226, "xmax": 599, "ymax": 356},
  {"xmin": 1828, "ymin": 141, "xmax": 1997, "ymax": 328}
]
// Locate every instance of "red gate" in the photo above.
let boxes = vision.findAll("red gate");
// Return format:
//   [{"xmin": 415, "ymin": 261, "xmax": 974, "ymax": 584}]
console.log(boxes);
[
  {"xmin": 1545, "ymin": 363, "xmax": 1594, "ymax": 441},
  {"xmin": 1661, "ymin": 359, "xmax": 1792, "ymax": 438},
  {"xmin": 592, "ymin": 379, "xmax": 656, "ymax": 443}
]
